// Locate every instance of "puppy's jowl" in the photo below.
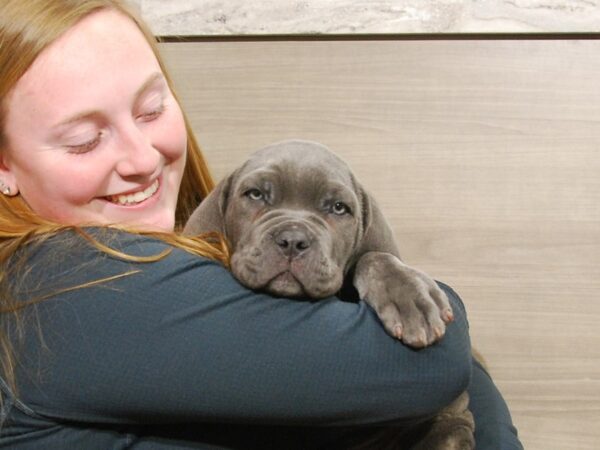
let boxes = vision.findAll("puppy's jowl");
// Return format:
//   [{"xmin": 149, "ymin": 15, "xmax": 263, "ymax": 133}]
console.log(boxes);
[{"xmin": 185, "ymin": 139, "xmax": 475, "ymax": 449}]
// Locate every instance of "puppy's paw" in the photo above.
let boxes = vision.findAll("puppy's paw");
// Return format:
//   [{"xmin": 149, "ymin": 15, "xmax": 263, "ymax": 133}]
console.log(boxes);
[{"xmin": 353, "ymin": 252, "xmax": 453, "ymax": 348}]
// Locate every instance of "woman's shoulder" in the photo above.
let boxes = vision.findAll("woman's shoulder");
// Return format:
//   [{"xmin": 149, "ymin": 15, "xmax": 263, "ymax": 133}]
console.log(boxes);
[
  {"xmin": 12, "ymin": 227, "xmax": 231, "ymax": 302},
  {"xmin": 23, "ymin": 226, "xmax": 216, "ymax": 261}
]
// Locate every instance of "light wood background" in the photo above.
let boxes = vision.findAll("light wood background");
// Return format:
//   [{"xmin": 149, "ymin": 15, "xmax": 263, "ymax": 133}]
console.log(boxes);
[{"xmin": 159, "ymin": 39, "xmax": 600, "ymax": 450}]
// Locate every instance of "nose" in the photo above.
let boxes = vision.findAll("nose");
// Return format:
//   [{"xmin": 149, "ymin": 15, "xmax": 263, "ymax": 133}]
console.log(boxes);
[
  {"xmin": 274, "ymin": 228, "xmax": 312, "ymax": 258},
  {"xmin": 115, "ymin": 123, "xmax": 161, "ymax": 178}
]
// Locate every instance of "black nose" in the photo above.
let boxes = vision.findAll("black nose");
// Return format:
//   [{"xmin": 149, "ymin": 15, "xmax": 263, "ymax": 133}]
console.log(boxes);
[{"xmin": 274, "ymin": 229, "xmax": 311, "ymax": 258}]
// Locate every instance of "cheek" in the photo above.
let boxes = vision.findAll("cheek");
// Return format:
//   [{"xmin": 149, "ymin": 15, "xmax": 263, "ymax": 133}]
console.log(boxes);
[
  {"xmin": 27, "ymin": 164, "xmax": 108, "ymax": 206},
  {"xmin": 17, "ymin": 168, "xmax": 106, "ymax": 223},
  {"xmin": 327, "ymin": 216, "xmax": 359, "ymax": 256},
  {"xmin": 60, "ymin": 175, "xmax": 105, "ymax": 202},
  {"xmin": 152, "ymin": 103, "xmax": 187, "ymax": 160},
  {"xmin": 224, "ymin": 204, "xmax": 257, "ymax": 247}
]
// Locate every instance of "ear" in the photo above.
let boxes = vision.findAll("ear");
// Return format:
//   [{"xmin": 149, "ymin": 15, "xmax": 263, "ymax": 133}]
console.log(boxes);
[
  {"xmin": 183, "ymin": 170, "xmax": 235, "ymax": 236},
  {"xmin": 353, "ymin": 181, "xmax": 401, "ymax": 260},
  {"xmin": 0, "ymin": 151, "xmax": 19, "ymax": 197}
]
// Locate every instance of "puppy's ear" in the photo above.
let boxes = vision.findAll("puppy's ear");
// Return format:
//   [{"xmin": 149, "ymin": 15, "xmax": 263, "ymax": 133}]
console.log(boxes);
[
  {"xmin": 354, "ymin": 181, "xmax": 402, "ymax": 260},
  {"xmin": 183, "ymin": 171, "xmax": 235, "ymax": 236}
]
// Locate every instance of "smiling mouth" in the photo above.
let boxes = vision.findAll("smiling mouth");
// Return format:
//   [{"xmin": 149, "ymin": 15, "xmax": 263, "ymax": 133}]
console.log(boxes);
[{"xmin": 106, "ymin": 179, "xmax": 159, "ymax": 206}]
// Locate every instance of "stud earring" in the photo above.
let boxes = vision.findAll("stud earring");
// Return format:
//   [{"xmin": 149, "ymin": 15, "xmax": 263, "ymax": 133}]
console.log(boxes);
[{"xmin": 0, "ymin": 181, "xmax": 11, "ymax": 196}]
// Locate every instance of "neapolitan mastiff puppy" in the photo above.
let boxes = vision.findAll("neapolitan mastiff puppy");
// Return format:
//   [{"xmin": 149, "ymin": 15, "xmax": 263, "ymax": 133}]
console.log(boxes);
[{"xmin": 184, "ymin": 139, "xmax": 474, "ymax": 449}]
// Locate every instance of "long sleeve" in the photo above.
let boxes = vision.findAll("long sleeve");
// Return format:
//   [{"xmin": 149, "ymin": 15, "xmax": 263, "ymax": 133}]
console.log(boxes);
[
  {"xmin": 10, "ymin": 230, "xmax": 471, "ymax": 429},
  {"xmin": 468, "ymin": 359, "xmax": 524, "ymax": 450}
]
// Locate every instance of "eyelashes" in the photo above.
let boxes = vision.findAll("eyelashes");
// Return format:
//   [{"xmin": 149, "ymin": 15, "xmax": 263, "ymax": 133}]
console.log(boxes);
[
  {"xmin": 65, "ymin": 104, "xmax": 167, "ymax": 155},
  {"xmin": 65, "ymin": 131, "xmax": 104, "ymax": 155},
  {"xmin": 136, "ymin": 103, "xmax": 166, "ymax": 122}
]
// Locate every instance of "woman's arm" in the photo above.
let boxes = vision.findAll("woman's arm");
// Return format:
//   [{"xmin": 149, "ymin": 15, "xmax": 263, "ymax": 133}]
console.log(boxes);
[
  {"xmin": 13, "ymin": 230, "xmax": 471, "ymax": 427},
  {"xmin": 469, "ymin": 359, "xmax": 524, "ymax": 450}
]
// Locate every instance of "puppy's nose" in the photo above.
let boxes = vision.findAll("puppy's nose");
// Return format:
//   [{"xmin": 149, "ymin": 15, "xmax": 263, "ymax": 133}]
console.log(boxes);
[{"xmin": 274, "ymin": 229, "xmax": 311, "ymax": 258}]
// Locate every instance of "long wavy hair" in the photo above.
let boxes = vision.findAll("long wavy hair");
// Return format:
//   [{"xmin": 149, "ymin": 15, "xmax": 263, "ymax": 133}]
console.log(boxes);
[{"xmin": 0, "ymin": 0, "xmax": 229, "ymax": 403}]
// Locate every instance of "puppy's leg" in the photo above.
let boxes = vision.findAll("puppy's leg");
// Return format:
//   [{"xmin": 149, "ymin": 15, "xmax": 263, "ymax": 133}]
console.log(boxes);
[
  {"xmin": 344, "ymin": 393, "xmax": 474, "ymax": 450},
  {"xmin": 409, "ymin": 392, "xmax": 475, "ymax": 450}
]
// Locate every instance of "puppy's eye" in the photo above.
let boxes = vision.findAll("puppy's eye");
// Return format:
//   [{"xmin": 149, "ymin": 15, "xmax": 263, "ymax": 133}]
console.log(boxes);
[
  {"xmin": 331, "ymin": 201, "xmax": 351, "ymax": 215},
  {"xmin": 244, "ymin": 189, "xmax": 264, "ymax": 201}
]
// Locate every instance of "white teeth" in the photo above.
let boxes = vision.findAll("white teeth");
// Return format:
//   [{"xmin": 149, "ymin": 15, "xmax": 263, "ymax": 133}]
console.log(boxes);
[{"xmin": 109, "ymin": 179, "xmax": 159, "ymax": 205}]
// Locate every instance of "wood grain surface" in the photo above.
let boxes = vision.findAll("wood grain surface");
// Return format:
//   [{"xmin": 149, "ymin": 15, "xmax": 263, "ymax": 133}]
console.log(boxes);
[{"xmin": 159, "ymin": 39, "xmax": 600, "ymax": 450}]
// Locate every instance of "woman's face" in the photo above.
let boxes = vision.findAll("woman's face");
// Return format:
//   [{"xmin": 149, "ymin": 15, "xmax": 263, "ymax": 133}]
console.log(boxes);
[{"xmin": 1, "ymin": 9, "xmax": 187, "ymax": 231}]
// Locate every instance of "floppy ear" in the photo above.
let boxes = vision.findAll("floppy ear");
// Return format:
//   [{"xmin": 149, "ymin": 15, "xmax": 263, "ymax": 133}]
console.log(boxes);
[
  {"xmin": 183, "ymin": 171, "xmax": 235, "ymax": 236},
  {"xmin": 353, "ymin": 182, "xmax": 402, "ymax": 260}
]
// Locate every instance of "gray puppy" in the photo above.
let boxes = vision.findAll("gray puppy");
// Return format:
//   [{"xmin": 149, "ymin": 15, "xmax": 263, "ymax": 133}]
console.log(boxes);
[{"xmin": 184, "ymin": 139, "xmax": 474, "ymax": 449}]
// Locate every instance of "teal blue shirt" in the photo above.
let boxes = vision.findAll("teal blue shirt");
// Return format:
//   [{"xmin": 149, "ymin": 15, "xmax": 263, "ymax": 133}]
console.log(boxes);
[{"xmin": 0, "ymin": 230, "xmax": 520, "ymax": 449}]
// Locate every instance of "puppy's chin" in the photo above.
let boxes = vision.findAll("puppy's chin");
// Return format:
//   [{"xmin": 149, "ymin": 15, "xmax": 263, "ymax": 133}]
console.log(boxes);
[
  {"xmin": 230, "ymin": 252, "xmax": 343, "ymax": 299},
  {"xmin": 267, "ymin": 271, "xmax": 344, "ymax": 300},
  {"xmin": 266, "ymin": 272, "xmax": 306, "ymax": 298}
]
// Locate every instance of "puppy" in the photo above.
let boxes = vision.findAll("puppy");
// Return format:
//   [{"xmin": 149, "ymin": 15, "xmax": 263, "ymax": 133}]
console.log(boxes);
[{"xmin": 184, "ymin": 139, "xmax": 475, "ymax": 449}]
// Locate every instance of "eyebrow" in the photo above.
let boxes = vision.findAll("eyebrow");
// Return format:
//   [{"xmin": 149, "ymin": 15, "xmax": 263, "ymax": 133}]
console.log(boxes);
[{"xmin": 52, "ymin": 72, "xmax": 166, "ymax": 129}]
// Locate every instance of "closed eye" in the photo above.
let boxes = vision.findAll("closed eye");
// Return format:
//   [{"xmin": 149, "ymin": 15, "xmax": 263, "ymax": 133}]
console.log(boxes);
[
  {"xmin": 137, "ymin": 104, "xmax": 166, "ymax": 122},
  {"xmin": 65, "ymin": 132, "xmax": 103, "ymax": 155}
]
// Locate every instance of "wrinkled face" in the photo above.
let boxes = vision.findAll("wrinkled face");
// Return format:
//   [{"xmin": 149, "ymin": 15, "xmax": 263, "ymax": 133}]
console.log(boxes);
[
  {"xmin": 1, "ymin": 9, "xmax": 187, "ymax": 231},
  {"xmin": 224, "ymin": 145, "xmax": 364, "ymax": 298}
]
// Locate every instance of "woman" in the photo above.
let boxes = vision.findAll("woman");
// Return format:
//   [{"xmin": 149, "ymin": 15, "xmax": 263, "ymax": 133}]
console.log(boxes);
[{"xmin": 0, "ymin": 0, "xmax": 522, "ymax": 448}]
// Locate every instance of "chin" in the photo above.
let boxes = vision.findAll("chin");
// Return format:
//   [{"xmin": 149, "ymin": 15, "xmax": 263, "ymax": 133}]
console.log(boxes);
[
  {"xmin": 134, "ymin": 215, "xmax": 176, "ymax": 232},
  {"xmin": 101, "ymin": 211, "xmax": 176, "ymax": 232}
]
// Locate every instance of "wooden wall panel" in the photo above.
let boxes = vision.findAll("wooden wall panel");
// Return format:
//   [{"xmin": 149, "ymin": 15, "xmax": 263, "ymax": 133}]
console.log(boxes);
[{"xmin": 159, "ymin": 39, "xmax": 600, "ymax": 450}]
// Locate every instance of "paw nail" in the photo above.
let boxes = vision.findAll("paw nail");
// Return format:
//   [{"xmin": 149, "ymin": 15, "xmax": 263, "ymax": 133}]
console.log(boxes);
[
  {"xmin": 394, "ymin": 324, "xmax": 403, "ymax": 338},
  {"xmin": 444, "ymin": 309, "xmax": 454, "ymax": 322}
]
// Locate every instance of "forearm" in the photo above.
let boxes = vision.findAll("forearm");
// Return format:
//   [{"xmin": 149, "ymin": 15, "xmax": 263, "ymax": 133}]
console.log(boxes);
[{"xmin": 14, "ymin": 231, "xmax": 472, "ymax": 427}]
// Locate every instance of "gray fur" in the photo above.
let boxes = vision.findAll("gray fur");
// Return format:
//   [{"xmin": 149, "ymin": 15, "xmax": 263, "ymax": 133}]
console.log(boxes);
[
  {"xmin": 184, "ymin": 139, "xmax": 474, "ymax": 449},
  {"xmin": 184, "ymin": 139, "xmax": 453, "ymax": 346}
]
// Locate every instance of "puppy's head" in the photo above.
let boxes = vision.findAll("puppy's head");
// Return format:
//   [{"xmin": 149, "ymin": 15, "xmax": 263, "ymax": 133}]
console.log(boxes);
[{"xmin": 196, "ymin": 140, "xmax": 372, "ymax": 298}]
